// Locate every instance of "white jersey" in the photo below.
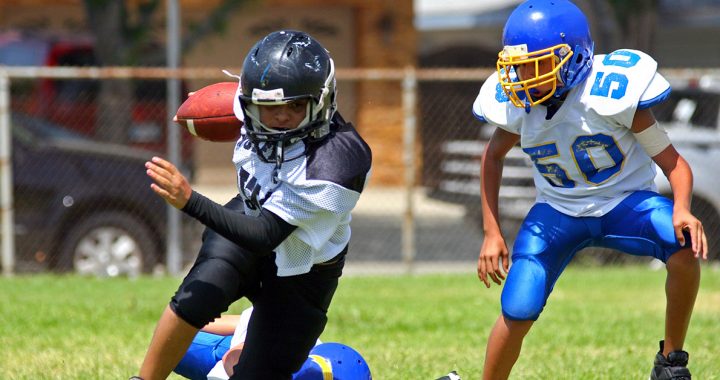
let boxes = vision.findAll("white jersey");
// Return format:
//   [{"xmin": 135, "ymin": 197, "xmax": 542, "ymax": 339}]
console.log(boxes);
[
  {"xmin": 232, "ymin": 116, "xmax": 372, "ymax": 276},
  {"xmin": 473, "ymin": 49, "xmax": 672, "ymax": 217}
]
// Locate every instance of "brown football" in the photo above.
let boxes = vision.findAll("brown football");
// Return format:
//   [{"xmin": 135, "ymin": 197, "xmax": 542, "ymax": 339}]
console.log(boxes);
[{"xmin": 175, "ymin": 82, "xmax": 243, "ymax": 142}]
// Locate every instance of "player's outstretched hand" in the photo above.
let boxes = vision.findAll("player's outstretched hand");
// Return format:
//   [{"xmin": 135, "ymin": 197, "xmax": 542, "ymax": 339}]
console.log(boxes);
[
  {"xmin": 145, "ymin": 156, "xmax": 192, "ymax": 210},
  {"xmin": 477, "ymin": 234, "xmax": 510, "ymax": 288},
  {"xmin": 673, "ymin": 207, "xmax": 708, "ymax": 260}
]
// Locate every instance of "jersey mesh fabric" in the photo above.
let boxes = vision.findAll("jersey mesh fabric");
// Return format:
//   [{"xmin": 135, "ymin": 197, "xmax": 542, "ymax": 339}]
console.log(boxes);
[{"xmin": 233, "ymin": 126, "xmax": 365, "ymax": 276}]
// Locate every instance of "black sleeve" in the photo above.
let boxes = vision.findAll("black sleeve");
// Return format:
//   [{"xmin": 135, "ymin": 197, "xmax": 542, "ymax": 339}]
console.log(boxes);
[{"xmin": 181, "ymin": 191, "xmax": 296, "ymax": 254}]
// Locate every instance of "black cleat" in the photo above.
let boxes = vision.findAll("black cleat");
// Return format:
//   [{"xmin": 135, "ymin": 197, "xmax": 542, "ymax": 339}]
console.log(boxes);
[
  {"xmin": 435, "ymin": 370, "xmax": 462, "ymax": 380},
  {"xmin": 650, "ymin": 340, "xmax": 691, "ymax": 380}
]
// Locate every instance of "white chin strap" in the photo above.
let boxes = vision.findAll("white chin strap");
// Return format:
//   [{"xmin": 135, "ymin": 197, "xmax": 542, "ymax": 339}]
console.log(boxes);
[
  {"xmin": 222, "ymin": 69, "xmax": 246, "ymax": 124},
  {"xmin": 316, "ymin": 58, "xmax": 335, "ymax": 116}
]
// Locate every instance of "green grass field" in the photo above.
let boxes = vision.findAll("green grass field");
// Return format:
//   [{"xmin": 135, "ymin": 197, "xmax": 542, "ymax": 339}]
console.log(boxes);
[{"xmin": 1, "ymin": 265, "xmax": 718, "ymax": 379}]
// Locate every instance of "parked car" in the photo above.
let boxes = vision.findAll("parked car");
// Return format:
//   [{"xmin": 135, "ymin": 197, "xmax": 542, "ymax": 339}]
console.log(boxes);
[
  {"xmin": 428, "ymin": 80, "xmax": 720, "ymax": 261},
  {"xmin": 0, "ymin": 30, "xmax": 194, "ymax": 163},
  {"xmin": 8, "ymin": 113, "xmax": 167, "ymax": 276}
]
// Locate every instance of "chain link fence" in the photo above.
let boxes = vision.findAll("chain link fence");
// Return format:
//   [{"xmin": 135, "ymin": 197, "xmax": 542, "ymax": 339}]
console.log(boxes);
[{"xmin": 1, "ymin": 66, "xmax": 719, "ymax": 277}]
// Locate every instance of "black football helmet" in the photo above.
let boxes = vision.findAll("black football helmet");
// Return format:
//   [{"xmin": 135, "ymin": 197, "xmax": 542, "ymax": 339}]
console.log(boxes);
[{"xmin": 239, "ymin": 30, "xmax": 336, "ymax": 166}]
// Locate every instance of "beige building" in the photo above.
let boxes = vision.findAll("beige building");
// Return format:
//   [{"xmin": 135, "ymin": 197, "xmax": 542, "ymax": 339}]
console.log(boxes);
[{"xmin": 0, "ymin": 0, "xmax": 417, "ymax": 186}]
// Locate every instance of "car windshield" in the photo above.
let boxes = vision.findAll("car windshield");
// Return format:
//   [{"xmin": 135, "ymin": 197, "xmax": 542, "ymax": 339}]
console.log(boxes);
[{"xmin": 12, "ymin": 114, "xmax": 87, "ymax": 143}]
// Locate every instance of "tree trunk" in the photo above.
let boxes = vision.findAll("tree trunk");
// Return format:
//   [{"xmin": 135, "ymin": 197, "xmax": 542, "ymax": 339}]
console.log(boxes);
[
  {"xmin": 606, "ymin": 0, "xmax": 659, "ymax": 53},
  {"xmin": 628, "ymin": 5, "xmax": 657, "ymax": 53},
  {"xmin": 575, "ymin": 0, "xmax": 622, "ymax": 54},
  {"xmin": 80, "ymin": 0, "xmax": 251, "ymax": 143},
  {"xmin": 83, "ymin": 0, "xmax": 134, "ymax": 144}
]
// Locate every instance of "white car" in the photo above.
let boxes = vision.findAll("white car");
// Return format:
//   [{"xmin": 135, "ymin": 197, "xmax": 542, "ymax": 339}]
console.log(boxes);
[{"xmin": 653, "ymin": 85, "xmax": 720, "ymax": 260}]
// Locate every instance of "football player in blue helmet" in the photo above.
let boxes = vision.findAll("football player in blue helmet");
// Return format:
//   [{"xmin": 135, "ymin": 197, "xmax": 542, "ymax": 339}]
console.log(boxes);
[
  {"xmin": 295, "ymin": 343, "xmax": 372, "ymax": 380},
  {"xmin": 496, "ymin": 0, "xmax": 593, "ymax": 111},
  {"xmin": 472, "ymin": 1, "xmax": 706, "ymax": 379}
]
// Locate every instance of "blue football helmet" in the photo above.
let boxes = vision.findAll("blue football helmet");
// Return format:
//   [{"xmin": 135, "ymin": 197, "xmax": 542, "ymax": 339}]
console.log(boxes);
[
  {"xmin": 497, "ymin": 0, "xmax": 594, "ymax": 109},
  {"xmin": 293, "ymin": 343, "xmax": 372, "ymax": 380}
]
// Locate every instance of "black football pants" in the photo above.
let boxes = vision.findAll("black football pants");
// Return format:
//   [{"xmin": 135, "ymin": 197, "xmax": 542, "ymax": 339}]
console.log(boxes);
[{"xmin": 169, "ymin": 197, "xmax": 345, "ymax": 379}]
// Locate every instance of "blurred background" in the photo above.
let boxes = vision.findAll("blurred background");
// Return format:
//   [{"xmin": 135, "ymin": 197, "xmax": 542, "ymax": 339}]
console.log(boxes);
[{"xmin": 1, "ymin": 0, "xmax": 719, "ymax": 277}]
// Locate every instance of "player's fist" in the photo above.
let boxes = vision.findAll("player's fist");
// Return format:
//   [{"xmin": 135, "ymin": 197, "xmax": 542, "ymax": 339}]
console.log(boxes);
[{"xmin": 175, "ymin": 82, "xmax": 243, "ymax": 142}]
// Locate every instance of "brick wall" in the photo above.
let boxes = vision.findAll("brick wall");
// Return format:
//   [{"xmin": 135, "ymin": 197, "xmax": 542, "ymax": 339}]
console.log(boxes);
[{"xmin": 238, "ymin": 0, "xmax": 418, "ymax": 187}]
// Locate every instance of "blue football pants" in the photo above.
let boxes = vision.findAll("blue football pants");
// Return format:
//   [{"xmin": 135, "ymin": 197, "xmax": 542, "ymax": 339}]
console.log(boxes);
[
  {"xmin": 501, "ymin": 190, "xmax": 689, "ymax": 321},
  {"xmin": 174, "ymin": 332, "xmax": 232, "ymax": 380}
]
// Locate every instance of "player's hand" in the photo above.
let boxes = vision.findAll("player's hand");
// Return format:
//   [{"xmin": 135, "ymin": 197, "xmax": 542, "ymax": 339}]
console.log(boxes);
[
  {"xmin": 477, "ymin": 233, "xmax": 510, "ymax": 288},
  {"xmin": 673, "ymin": 207, "xmax": 708, "ymax": 259},
  {"xmin": 145, "ymin": 156, "xmax": 192, "ymax": 209}
]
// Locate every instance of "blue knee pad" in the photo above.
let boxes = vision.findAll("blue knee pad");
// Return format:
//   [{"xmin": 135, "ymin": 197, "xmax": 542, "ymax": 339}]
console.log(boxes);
[
  {"xmin": 501, "ymin": 258, "xmax": 548, "ymax": 321},
  {"xmin": 500, "ymin": 203, "xmax": 580, "ymax": 321}
]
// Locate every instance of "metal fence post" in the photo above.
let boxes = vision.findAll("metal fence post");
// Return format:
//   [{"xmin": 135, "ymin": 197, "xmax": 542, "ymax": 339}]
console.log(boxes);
[
  {"xmin": 402, "ymin": 66, "xmax": 417, "ymax": 273},
  {"xmin": 0, "ymin": 71, "xmax": 15, "ymax": 276},
  {"xmin": 165, "ymin": 0, "xmax": 183, "ymax": 276}
]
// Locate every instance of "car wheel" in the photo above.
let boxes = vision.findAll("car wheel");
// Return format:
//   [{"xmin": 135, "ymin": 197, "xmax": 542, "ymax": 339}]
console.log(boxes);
[{"xmin": 57, "ymin": 212, "xmax": 160, "ymax": 277}]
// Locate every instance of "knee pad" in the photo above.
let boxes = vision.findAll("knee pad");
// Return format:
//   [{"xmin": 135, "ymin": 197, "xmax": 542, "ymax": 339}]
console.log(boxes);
[
  {"xmin": 170, "ymin": 258, "xmax": 248, "ymax": 328},
  {"xmin": 500, "ymin": 259, "xmax": 548, "ymax": 321}
]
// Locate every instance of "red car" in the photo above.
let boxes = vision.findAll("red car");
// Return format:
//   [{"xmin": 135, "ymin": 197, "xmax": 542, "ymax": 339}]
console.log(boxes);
[{"xmin": 0, "ymin": 30, "xmax": 194, "ymax": 163}]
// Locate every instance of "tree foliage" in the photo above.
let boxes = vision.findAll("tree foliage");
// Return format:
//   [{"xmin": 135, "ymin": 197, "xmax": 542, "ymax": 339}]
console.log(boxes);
[
  {"xmin": 606, "ymin": 0, "xmax": 659, "ymax": 52},
  {"xmin": 83, "ymin": 0, "xmax": 252, "ymax": 66},
  {"xmin": 80, "ymin": 0, "xmax": 251, "ymax": 143}
]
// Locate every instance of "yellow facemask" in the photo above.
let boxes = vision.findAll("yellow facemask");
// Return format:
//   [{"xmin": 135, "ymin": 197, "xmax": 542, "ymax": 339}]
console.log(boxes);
[{"xmin": 496, "ymin": 43, "xmax": 573, "ymax": 109}]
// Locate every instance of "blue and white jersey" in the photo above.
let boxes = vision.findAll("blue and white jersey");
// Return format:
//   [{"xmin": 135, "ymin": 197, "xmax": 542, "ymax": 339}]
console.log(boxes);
[
  {"xmin": 473, "ymin": 49, "xmax": 672, "ymax": 217},
  {"xmin": 232, "ymin": 115, "xmax": 372, "ymax": 276}
]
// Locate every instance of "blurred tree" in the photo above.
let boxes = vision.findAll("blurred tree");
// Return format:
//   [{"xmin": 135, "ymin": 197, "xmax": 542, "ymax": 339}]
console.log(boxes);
[
  {"xmin": 606, "ymin": 0, "xmax": 659, "ymax": 53},
  {"xmin": 81, "ymin": 0, "xmax": 251, "ymax": 143},
  {"xmin": 573, "ymin": 0, "xmax": 619, "ymax": 54},
  {"xmin": 576, "ymin": 0, "xmax": 659, "ymax": 54}
]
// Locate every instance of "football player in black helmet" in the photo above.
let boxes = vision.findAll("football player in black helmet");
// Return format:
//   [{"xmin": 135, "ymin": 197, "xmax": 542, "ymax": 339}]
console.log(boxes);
[
  {"xmin": 137, "ymin": 30, "xmax": 372, "ymax": 380},
  {"xmin": 239, "ymin": 29, "xmax": 337, "ymax": 169}
]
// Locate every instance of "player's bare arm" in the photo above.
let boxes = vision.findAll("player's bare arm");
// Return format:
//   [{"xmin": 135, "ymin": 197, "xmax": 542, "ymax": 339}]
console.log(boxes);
[
  {"xmin": 145, "ymin": 156, "xmax": 192, "ymax": 210},
  {"xmin": 478, "ymin": 128, "xmax": 520, "ymax": 288},
  {"xmin": 201, "ymin": 314, "xmax": 242, "ymax": 335},
  {"xmin": 631, "ymin": 109, "xmax": 708, "ymax": 259}
]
